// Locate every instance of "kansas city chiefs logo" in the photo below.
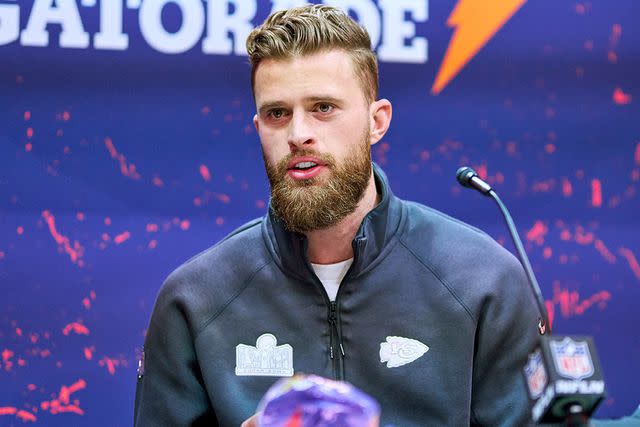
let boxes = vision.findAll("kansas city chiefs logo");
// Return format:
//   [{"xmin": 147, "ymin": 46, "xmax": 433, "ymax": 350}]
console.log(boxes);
[{"xmin": 379, "ymin": 336, "xmax": 429, "ymax": 368}]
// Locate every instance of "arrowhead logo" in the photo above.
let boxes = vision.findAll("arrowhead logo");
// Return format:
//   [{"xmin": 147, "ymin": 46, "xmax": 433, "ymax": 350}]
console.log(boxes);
[
  {"xmin": 432, "ymin": 0, "xmax": 527, "ymax": 94},
  {"xmin": 379, "ymin": 336, "xmax": 429, "ymax": 368}
]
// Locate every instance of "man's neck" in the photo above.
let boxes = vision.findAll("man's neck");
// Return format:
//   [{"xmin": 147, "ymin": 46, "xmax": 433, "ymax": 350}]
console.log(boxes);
[{"xmin": 305, "ymin": 173, "xmax": 379, "ymax": 264}]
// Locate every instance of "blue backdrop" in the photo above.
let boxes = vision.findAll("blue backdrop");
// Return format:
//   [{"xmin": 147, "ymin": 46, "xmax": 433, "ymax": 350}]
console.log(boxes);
[{"xmin": 1, "ymin": 0, "xmax": 638, "ymax": 425}]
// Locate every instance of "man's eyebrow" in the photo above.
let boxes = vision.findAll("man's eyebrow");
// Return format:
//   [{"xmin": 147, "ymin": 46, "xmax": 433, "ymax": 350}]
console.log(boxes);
[
  {"xmin": 258, "ymin": 96, "xmax": 344, "ymax": 114},
  {"xmin": 306, "ymin": 96, "xmax": 343, "ymax": 105},
  {"xmin": 257, "ymin": 102, "xmax": 285, "ymax": 115}
]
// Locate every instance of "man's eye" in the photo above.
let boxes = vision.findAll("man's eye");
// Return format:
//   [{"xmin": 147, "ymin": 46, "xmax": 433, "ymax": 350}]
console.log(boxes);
[
  {"xmin": 270, "ymin": 109, "xmax": 285, "ymax": 119},
  {"xmin": 317, "ymin": 103, "xmax": 333, "ymax": 113}
]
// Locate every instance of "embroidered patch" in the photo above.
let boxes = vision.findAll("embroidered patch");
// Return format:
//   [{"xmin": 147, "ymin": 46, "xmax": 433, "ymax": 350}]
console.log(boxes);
[
  {"xmin": 235, "ymin": 333, "xmax": 294, "ymax": 377},
  {"xmin": 379, "ymin": 336, "xmax": 429, "ymax": 368}
]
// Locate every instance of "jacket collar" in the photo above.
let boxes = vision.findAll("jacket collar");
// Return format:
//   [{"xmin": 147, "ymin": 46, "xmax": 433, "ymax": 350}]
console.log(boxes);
[{"xmin": 262, "ymin": 163, "xmax": 404, "ymax": 281}]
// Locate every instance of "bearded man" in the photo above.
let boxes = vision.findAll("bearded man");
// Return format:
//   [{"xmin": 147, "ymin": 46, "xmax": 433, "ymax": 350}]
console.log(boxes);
[{"xmin": 134, "ymin": 5, "xmax": 541, "ymax": 426}]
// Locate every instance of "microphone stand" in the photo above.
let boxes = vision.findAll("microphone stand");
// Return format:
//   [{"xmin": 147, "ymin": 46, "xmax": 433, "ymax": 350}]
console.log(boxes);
[{"xmin": 488, "ymin": 189, "xmax": 549, "ymax": 336}]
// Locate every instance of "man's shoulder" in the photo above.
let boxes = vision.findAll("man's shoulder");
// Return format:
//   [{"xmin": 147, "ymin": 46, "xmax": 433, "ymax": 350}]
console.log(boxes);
[
  {"xmin": 400, "ymin": 199, "xmax": 503, "ymax": 259},
  {"xmin": 152, "ymin": 217, "xmax": 272, "ymax": 329},
  {"xmin": 397, "ymin": 199, "xmax": 529, "ymax": 317},
  {"xmin": 176, "ymin": 216, "xmax": 266, "ymax": 276}
]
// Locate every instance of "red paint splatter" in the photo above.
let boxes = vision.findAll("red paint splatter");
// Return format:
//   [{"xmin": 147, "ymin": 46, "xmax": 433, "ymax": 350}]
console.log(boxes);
[
  {"xmin": 40, "ymin": 380, "xmax": 86, "ymax": 416},
  {"xmin": 591, "ymin": 179, "xmax": 602, "ymax": 207},
  {"xmin": 612, "ymin": 87, "xmax": 631, "ymax": 105},
  {"xmin": 98, "ymin": 356, "xmax": 125, "ymax": 375},
  {"xmin": 594, "ymin": 239, "xmax": 616, "ymax": 263},
  {"xmin": 544, "ymin": 143, "xmax": 556, "ymax": 154},
  {"xmin": 15, "ymin": 327, "xmax": 22, "ymax": 336},
  {"xmin": 25, "ymin": 142, "xmax": 33, "ymax": 152},
  {"xmin": 84, "ymin": 347, "xmax": 94, "ymax": 361},
  {"xmin": 215, "ymin": 217, "xmax": 225, "ymax": 226},
  {"xmin": 635, "ymin": 143, "xmax": 640, "ymax": 166},
  {"xmin": 0, "ymin": 407, "xmax": 17, "ymax": 416},
  {"xmin": 199, "ymin": 164, "xmax": 212, "ymax": 182},
  {"xmin": 82, "ymin": 298, "xmax": 91, "ymax": 309},
  {"xmin": 152, "ymin": 176, "xmax": 164, "ymax": 187},
  {"xmin": 256, "ymin": 199, "xmax": 266, "ymax": 209},
  {"xmin": 104, "ymin": 217, "xmax": 112, "ymax": 226},
  {"xmin": 474, "ymin": 164, "xmax": 488, "ymax": 180},
  {"xmin": 17, "ymin": 226, "xmax": 24, "ymax": 235},
  {"xmin": 42, "ymin": 210, "xmax": 85, "ymax": 264},
  {"xmin": 545, "ymin": 283, "xmax": 611, "ymax": 330},
  {"xmin": 62, "ymin": 322, "xmax": 89, "ymax": 336},
  {"xmin": 76, "ymin": 212, "xmax": 85, "ymax": 221},
  {"xmin": 26, "ymin": 128, "xmax": 33, "ymax": 138},
  {"xmin": 532, "ymin": 179, "xmax": 555, "ymax": 193},
  {"xmin": 0, "ymin": 407, "xmax": 37, "ymax": 422},
  {"xmin": 16, "ymin": 410, "xmax": 37, "ymax": 422},
  {"xmin": 24, "ymin": 111, "xmax": 31, "ymax": 121},
  {"xmin": 619, "ymin": 248, "xmax": 640, "ymax": 280},
  {"xmin": 180, "ymin": 220, "xmax": 190, "ymax": 231},
  {"xmin": 561, "ymin": 178, "xmax": 573, "ymax": 197},
  {"xmin": 543, "ymin": 247, "xmax": 553, "ymax": 259},
  {"xmin": 216, "ymin": 193, "xmax": 231, "ymax": 204},
  {"xmin": 104, "ymin": 137, "xmax": 141, "ymax": 180},
  {"xmin": 574, "ymin": 227, "xmax": 594, "ymax": 245},
  {"xmin": 114, "ymin": 231, "xmax": 131, "ymax": 245},
  {"xmin": 27, "ymin": 384, "xmax": 36, "ymax": 391},
  {"xmin": 146, "ymin": 223, "xmax": 158, "ymax": 232},
  {"xmin": 2, "ymin": 349, "xmax": 14, "ymax": 371},
  {"xmin": 526, "ymin": 221, "xmax": 548, "ymax": 245},
  {"xmin": 148, "ymin": 240, "xmax": 157, "ymax": 249}
]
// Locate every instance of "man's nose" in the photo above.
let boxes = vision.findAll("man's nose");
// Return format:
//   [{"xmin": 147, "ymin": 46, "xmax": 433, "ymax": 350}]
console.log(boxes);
[{"xmin": 287, "ymin": 112, "xmax": 314, "ymax": 149}]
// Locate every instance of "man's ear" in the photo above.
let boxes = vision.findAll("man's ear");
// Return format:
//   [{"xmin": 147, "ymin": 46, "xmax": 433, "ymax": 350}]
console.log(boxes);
[
  {"xmin": 253, "ymin": 114, "xmax": 260, "ymax": 134},
  {"xmin": 369, "ymin": 99, "xmax": 392, "ymax": 145}
]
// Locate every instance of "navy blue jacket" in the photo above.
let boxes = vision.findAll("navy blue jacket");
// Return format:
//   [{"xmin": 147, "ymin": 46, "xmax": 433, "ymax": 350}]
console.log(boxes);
[{"xmin": 134, "ymin": 165, "xmax": 540, "ymax": 426}]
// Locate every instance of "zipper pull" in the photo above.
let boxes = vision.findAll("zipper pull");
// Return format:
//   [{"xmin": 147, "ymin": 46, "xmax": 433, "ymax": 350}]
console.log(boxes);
[{"xmin": 328, "ymin": 302, "xmax": 337, "ymax": 359}]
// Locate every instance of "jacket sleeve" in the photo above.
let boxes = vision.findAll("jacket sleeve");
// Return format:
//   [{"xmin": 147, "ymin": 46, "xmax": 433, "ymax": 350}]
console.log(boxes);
[
  {"xmin": 470, "ymin": 254, "xmax": 540, "ymax": 426},
  {"xmin": 134, "ymin": 278, "xmax": 217, "ymax": 427}
]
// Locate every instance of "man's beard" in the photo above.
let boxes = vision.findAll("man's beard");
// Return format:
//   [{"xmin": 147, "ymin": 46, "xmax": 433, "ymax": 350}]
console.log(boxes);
[{"xmin": 264, "ymin": 131, "xmax": 372, "ymax": 233}]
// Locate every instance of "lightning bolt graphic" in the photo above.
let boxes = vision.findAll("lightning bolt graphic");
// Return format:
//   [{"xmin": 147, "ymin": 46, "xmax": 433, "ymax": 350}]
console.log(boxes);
[{"xmin": 432, "ymin": 0, "xmax": 526, "ymax": 94}]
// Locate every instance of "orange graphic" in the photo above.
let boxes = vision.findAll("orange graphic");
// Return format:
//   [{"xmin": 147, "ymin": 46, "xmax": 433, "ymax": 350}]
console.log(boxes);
[{"xmin": 432, "ymin": 0, "xmax": 526, "ymax": 94}]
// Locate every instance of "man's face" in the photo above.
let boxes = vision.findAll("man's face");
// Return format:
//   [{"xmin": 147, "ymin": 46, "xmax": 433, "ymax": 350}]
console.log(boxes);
[{"xmin": 253, "ymin": 50, "xmax": 375, "ymax": 233}]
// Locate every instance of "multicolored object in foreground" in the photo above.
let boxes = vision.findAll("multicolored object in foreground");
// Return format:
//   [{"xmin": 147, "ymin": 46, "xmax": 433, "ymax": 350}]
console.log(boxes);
[{"xmin": 258, "ymin": 374, "xmax": 380, "ymax": 427}]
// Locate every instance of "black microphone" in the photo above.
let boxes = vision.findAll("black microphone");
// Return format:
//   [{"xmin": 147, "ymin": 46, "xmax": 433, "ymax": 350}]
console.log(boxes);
[
  {"xmin": 456, "ymin": 166, "xmax": 606, "ymax": 425},
  {"xmin": 456, "ymin": 166, "xmax": 492, "ymax": 195}
]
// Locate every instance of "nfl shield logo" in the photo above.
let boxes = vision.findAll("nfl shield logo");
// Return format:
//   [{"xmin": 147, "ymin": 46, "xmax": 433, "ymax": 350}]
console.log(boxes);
[
  {"xmin": 550, "ymin": 337, "xmax": 594, "ymax": 380},
  {"xmin": 524, "ymin": 349, "xmax": 547, "ymax": 399}
]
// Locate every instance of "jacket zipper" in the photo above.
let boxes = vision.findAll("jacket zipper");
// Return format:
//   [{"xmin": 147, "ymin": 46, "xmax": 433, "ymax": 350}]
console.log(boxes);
[{"xmin": 328, "ymin": 301, "xmax": 345, "ymax": 380}]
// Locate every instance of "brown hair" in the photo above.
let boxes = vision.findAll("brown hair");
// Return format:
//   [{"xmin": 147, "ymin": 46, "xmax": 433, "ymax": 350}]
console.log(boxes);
[{"xmin": 246, "ymin": 4, "xmax": 378, "ymax": 103}]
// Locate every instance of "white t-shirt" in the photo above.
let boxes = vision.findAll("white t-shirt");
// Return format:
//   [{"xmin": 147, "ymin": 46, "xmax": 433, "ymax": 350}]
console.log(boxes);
[{"xmin": 310, "ymin": 258, "xmax": 354, "ymax": 301}]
